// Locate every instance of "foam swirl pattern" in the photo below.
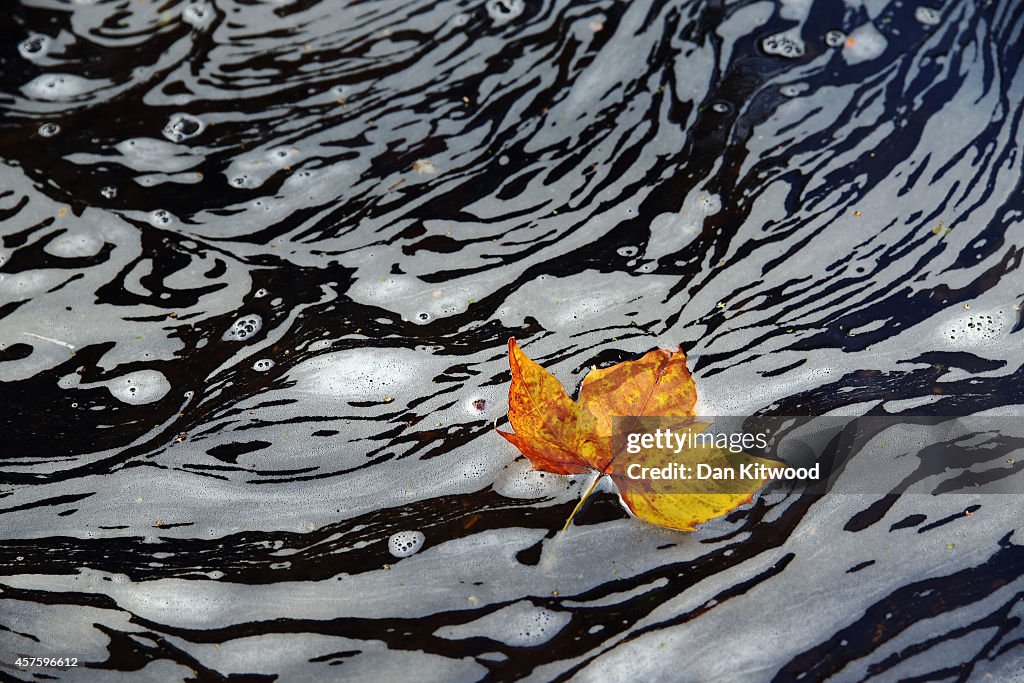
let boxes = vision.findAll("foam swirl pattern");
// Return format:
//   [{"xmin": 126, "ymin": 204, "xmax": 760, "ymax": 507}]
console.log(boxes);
[{"xmin": 1, "ymin": 0, "xmax": 1023, "ymax": 680}]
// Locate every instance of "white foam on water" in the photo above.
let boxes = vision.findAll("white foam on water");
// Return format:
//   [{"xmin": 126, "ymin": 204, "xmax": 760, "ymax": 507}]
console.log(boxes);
[
  {"xmin": 496, "ymin": 270, "xmax": 674, "ymax": 334},
  {"xmin": 780, "ymin": 82, "xmax": 810, "ymax": 97},
  {"xmin": 18, "ymin": 34, "xmax": 50, "ymax": 61},
  {"xmin": 252, "ymin": 359, "xmax": 275, "ymax": 372},
  {"xmin": 435, "ymin": 602, "xmax": 570, "ymax": 647},
  {"xmin": 824, "ymin": 29, "xmax": 846, "ymax": 47},
  {"xmin": 22, "ymin": 73, "xmax": 106, "ymax": 101},
  {"xmin": 110, "ymin": 138, "xmax": 202, "ymax": 173},
  {"xmin": 148, "ymin": 209, "xmax": 177, "ymax": 227},
  {"xmin": 105, "ymin": 370, "xmax": 171, "ymax": 405},
  {"xmin": 779, "ymin": 0, "xmax": 813, "ymax": 22},
  {"xmin": 182, "ymin": 2, "xmax": 215, "ymax": 29},
  {"xmin": 347, "ymin": 274, "xmax": 476, "ymax": 324},
  {"xmin": 645, "ymin": 191, "xmax": 721, "ymax": 261},
  {"xmin": 224, "ymin": 150, "xmax": 298, "ymax": 189},
  {"xmin": 45, "ymin": 232, "xmax": 104, "ymax": 258},
  {"xmin": 486, "ymin": 0, "xmax": 524, "ymax": 24},
  {"xmin": 915, "ymin": 6, "xmax": 942, "ymax": 26},
  {"xmin": 222, "ymin": 314, "xmax": 263, "ymax": 342},
  {"xmin": 843, "ymin": 23, "xmax": 888, "ymax": 65},
  {"xmin": 762, "ymin": 32, "xmax": 805, "ymax": 59},
  {"xmin": 136, "ymin": 171, "xmax": 204, "ymax": 187},
  {"xmin": 162, "ymin": 113, "xmax": 205, "ymax": 143},
  {"xmin": 388, "ymin": 530, "xmax": 425, "ymax": 558},
  {"xmin": 0, "ymin": 271, "xmax": 69, "ymax": 300},
  {"xmin": 287, "ymin": 347, "xmax": 427, "ymax": 400},
  {"xmin": 940, "ymin": 309, "xmax": 1009, "ymax": 346},
  {"xmin": 493, "ymin": 458, "xmax": 576, "ymax": 499}
]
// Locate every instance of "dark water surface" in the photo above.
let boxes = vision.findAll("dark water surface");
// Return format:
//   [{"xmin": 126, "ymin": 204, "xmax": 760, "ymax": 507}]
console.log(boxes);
[{"xmin": 2, "ymin": 0, "xmax": 1024, "ymax": 680}]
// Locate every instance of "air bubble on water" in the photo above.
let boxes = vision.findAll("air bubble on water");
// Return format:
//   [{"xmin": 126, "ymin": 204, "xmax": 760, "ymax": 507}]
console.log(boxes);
[
  {"xmin": 387, "ymin": 530, "xmax": 425, "ymax": 558},
  {"xmin": 780, "ymin": 83, "xmax": 809, "ymax": 98},
  {"xmin": 498, "ymin": 155, "xmax": 510, "ymax": 166},
  {"xmin": 253, "ymin": 359, "xmax": 275, "ymax": 372},
  {"xmin": 762, "ymin": 33, "xmax": 805, "ymax": 59},
  {"xmin": 148, "ymin": 209, "xmax": 175, "ymax": 226},
  {"xmin": 915, "ymin": 7, "xmax": 941, "ymax": 26},
  {"xmin": 19, "ymin": 35, "xmax": 50, "ymax": 60},
  {"xmin": 23, "ymin": 73, "xmax": 102, "ymax": 102},
  {"xmin": 254, "ymin": 288, "xmax": 268, "ymax": 298},
  {"xmin": 417, "ymin": 312, "xmax": 431, "ymax": 322},
  {"xmin": 617, "ymin": 246, "xmax": 638, "ymax": 257},
  {"xmin": 452, "ymin": 12, "xmax": 471, "ymax": 26},
  {"xmin": 222, "ymin": 314, "xmax": 263, "ymax": 342},
  {"xmin": 824, "ymin": 30, "xmax": 846, "ymax": 47},
  {"xmin": 38, "ymin": 123, "xmax": 60, "ymax": 137},
  {"xmin": 162, "ymin": 113, "xmax": 205, "ymax": 143},
  {"xmin": 182, "ymin": 2, "xmax": 214, "ymax": 29},
  {"xmin": 710, "ymin": 101, "xmax": 732, "ymax": 114},
  {"xmin": 101, "ymin": 186, "xmax": 117, "ymax": 199},
  {"xmin": 487, "ymin": 0, "xmax": 524, "ymax": 24}
]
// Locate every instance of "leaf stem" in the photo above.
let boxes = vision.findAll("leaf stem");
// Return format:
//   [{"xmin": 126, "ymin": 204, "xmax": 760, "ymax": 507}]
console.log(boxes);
[{"xmin": 562, "ymin": 474, "xmax": 602, "ymax": 531}]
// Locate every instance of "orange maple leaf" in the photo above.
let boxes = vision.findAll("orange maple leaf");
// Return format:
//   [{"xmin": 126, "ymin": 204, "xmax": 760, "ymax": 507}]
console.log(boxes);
[{"xmin": 496, "ymin": 338, "xmax": 779, "ymax": 531}]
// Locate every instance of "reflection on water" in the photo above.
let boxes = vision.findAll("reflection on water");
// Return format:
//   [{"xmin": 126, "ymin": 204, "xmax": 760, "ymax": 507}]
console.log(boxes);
[{"xmin": 1, "ymin": 0, "xmax": 1023, "ymax": 679}]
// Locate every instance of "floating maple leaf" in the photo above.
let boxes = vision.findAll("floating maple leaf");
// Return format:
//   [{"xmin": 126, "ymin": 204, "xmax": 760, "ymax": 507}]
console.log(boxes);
[{"xmin": 496, "ymin": 338, "xmax": 779, "ymax": 531}]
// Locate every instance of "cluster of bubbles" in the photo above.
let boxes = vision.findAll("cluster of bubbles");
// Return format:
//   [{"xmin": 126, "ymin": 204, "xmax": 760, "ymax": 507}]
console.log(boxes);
[
  {"xmin": 19, "ymin": 35, "xmax": 49, "ymax": 60},
  {"xmin": 162, "ymin": 113, "xmax": 205, "ymax": 143},
  {"xmin": 252, "ymin": 359, "xmax": 275, "ymax": 372},
  {"xmin": 387, "ymin": 530, "xmax": 425, "ymax": 558},
  {"xmin": 222, "ymin": 314, "xmax": 263, "ymax": 341},
  {"xmin": 762, "ymin": 33, "xmax": 805, "ymax": 59},
  {"xmin": 148, "ymin": 209, "xmax": 175, "ymax": 226},
  {"xmin": 486, "ymin": 0, "xmax": 525, "ymax": 24},
  {"xmin": 945, "ymin": 310, "xmax": 1008, "ymax": 344},
  {"xmin": 824, "ymin": 30, "xmax": 846, "ymax": 48}
]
